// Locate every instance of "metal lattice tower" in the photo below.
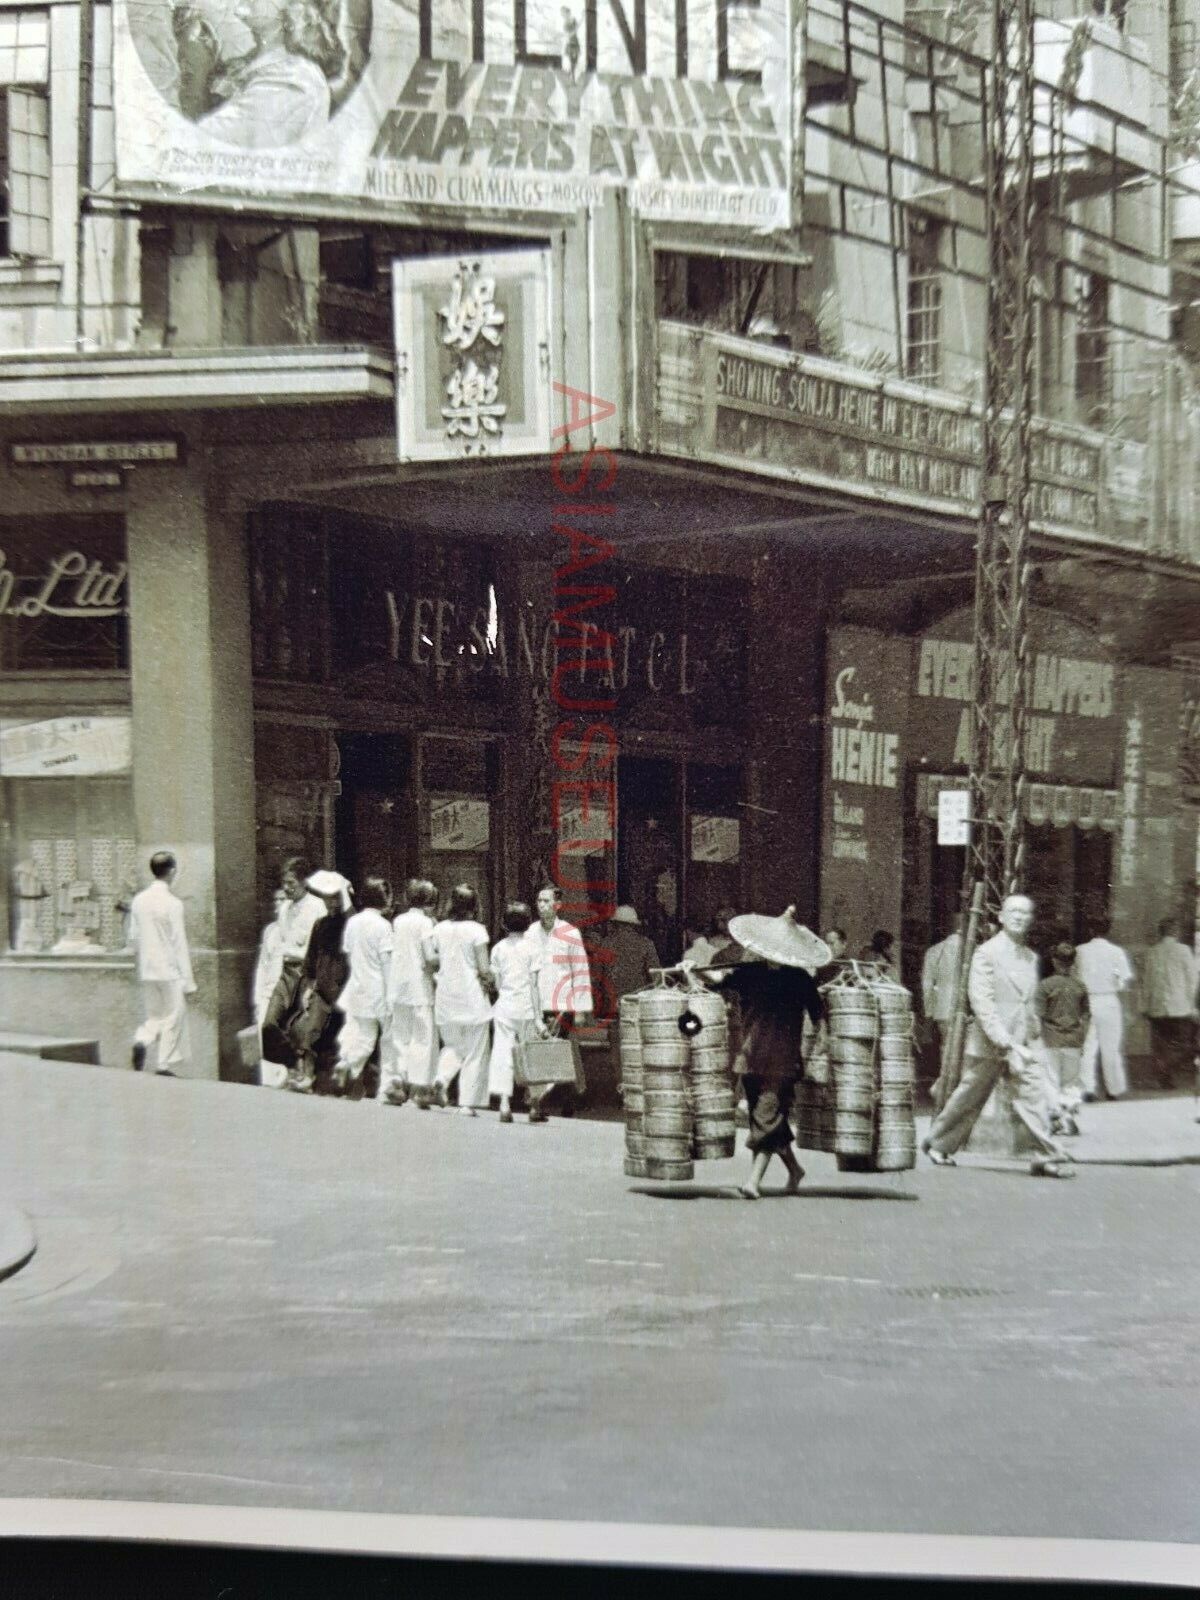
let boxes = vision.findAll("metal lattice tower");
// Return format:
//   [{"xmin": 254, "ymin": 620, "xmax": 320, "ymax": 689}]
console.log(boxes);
[{"xmin": 963, "ymin": 0, "xmax": 1037, "ymax": 920}]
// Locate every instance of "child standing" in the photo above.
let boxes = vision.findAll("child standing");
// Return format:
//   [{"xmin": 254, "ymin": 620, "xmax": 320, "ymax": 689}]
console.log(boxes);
[
  {"xmin": 1036, "ymin": 941, "xmax": 1090, "ymax": 1136},
  {"xmin": 489, "ymin": 901, "xmax": 545, "ymax": 1123}
]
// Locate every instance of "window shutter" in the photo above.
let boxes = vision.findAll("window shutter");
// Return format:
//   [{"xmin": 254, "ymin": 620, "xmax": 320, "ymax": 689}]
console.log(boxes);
[{"xmin": 7, "ymin": 86, "xmax": 50, "ymax": 258}]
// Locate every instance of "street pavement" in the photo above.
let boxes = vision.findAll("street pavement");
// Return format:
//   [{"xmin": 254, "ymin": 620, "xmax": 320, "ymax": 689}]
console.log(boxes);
[{"xmin": 1, "ymin": 1051, "xmax": 1199, "ymax": 1549}]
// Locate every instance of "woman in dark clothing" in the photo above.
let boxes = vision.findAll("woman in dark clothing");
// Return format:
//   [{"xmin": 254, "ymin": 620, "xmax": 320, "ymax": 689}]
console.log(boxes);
[
  {"xmin": 286, "ymin": 871, "xmax": 352, "ymax": 1094},
  {"xmin": 704, "ymin": 907, "xmax": 830, "ymax": 1200}
]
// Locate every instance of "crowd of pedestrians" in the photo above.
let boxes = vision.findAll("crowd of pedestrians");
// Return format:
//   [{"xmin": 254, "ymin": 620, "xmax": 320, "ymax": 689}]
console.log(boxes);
[{"xmin": 252, "ymin": 862, "xmax": 594, "ymax": 1120}]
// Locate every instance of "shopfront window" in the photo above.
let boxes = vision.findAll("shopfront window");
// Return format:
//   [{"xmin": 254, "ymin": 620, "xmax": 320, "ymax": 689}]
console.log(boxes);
[{"xmin": 1, "ymin": 715, "xmax": 135, "ymax": 956}]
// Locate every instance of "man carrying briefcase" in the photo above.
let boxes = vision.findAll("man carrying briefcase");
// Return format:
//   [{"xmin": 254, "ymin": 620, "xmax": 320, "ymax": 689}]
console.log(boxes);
[{"xmin": 523, "ymin": 885, "xmax": 594, "ymax": 1121}]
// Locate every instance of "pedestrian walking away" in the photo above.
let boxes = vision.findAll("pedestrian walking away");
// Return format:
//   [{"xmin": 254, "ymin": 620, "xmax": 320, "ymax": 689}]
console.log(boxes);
[
  {"xmin": 1036, "ymin": 942, "xmax": 1089, "ymax": 1134},
  {"xmin": 922, "ymin": 894, "xmax": 1074, "ymax": 1178},
  {"xmin": 600, "ymin": 904, "xmax": 660, "ymax": 1014},
  {"xmin": 1074, "ymin": 922, "xmax": 1134, "ymax": 1099},
  {"xmin": 381, "ymin": 879, "xmax": 439, "ymax": 1107},
  {"xmin": 524, "ymin": 884, "xmax": 594, "ymax": 1121},
  {"xmin": 1140, "ymin": 916, "xmax": 1199, "ymax": 1090},
  {"xmin": 260, "ymin": 857, "xmax": 327, "ymax": 1081},
  {"xmin": 333, "ymin": 877, "xmax": 394, "ymax": 1098},
  {"xmin": 129, "ymin": 850, "xmax": 196, "ymax": 1077},
  {"xmin": 704, "ymin": 906, "xmax": 829, "ymax": 1200},
  {"xmin": 285, "ymin": 871, "xmax": 352, "ymax": 1094},
  {"xmin": 489, "ymin": 900, "xmax": 545, "ymax": 1122},
  {"xmin": 427, "ymin": 884, "xmax": 493, "ymax": 1116}
]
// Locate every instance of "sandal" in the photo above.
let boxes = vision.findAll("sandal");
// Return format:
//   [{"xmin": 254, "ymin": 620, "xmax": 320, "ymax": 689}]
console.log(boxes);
[{"xmin": 923, "ymin": 1142, "xmax": 955, "ymax": 1167}]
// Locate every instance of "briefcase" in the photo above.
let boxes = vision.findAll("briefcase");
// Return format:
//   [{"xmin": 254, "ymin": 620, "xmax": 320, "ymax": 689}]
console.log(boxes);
[
  {"xmin": 514, "ymin": 1034, "xmax": 586, "ymax": 1093},
  {"xmin": 237, "ymin": 1025, "xmax": 262, "ymax": 1070}
]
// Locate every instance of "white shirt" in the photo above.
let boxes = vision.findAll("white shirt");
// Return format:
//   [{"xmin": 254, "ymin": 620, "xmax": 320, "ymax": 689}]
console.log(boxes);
[
  {"xmin": 491, "ymin": 933, "xmax": 541, "ymax": 1024},
  {"xmin": 525, "ymin": 917, "xmax": 593, "ymax": 1016},
  {"xmin": 432, "ymin": 919, "xmax": 492, "ymax": 1026},
  {"xmin": 278, "ymin": 891, "xmax": 325, "ymax": 963},
  {"xmin": 390, "ymin": 907, "xmax": 436, "ymax": 1008},
  {"xmin": 252, "ymin": 917, "xmax": 284, "ymax": 1024},
  {"xmin": 337, "ymin": 907, "xmax": 393, "ymax": 1020},
  {"xmin": 1073, "ymin": 937, "xmax": 1134, "ymax": 998},
  {"xmin": 922, "ymin": 933, "xmax": 962, "ymax": 1023},
  {"xmin": 129, "ymin": 878, "xmax": 195, "ymax": 989},
  {"xmin": 1141, "ymin": 937, "xmax": 1199, "ymax": 1018},
  {"xmin": 683, "ymin": 935, "xmax": 719, "ymax": 967}
]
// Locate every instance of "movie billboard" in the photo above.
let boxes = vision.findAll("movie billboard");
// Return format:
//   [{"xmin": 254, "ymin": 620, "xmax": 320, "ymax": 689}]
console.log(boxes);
[{"xmin": 114, "ymin": 0, "xmax": 797, "ymax": 229}]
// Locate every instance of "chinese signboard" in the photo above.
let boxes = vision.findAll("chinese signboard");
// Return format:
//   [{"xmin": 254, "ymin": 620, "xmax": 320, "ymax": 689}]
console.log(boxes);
[
  {"xmin": 113, "ymin": 0, "xmax": 796, "ymax": 230},
  {"xmin": 656, "ymin": 323, "xmax": 1104, "ymax": 533},
  {"xmin": 394, "ymin": 251, "xmax": 551, "ymax": 460},
  {"xmin": 0, "ymin": 716, "xmax": 133, "ymax": 778}
]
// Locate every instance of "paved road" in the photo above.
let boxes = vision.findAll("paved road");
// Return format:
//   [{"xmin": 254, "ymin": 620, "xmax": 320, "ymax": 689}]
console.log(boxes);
[{"xmin": 1, "ymin": 1056, "xmax": 1198, "ymax": 1544}]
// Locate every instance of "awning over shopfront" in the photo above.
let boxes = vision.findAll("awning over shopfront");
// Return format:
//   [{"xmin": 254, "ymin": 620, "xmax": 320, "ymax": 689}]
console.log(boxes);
[{"xmin": 916, "ymin": 772, "xmax": 1121, "ymax": 830}]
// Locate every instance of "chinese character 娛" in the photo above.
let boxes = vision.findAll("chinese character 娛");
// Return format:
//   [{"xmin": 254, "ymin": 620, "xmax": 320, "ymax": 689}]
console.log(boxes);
[{"xmin": 439, "ymin": 263, "xmax": 506, "ymax": 353}]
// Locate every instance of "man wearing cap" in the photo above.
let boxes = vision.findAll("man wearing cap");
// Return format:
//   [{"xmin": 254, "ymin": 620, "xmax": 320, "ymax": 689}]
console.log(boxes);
[
  {"xmin": 603, "ymin": 905, "xmax": 660, "ymax": 1013},
  {"xmin": 922, "ymin": 894, "xmax": 1073, "ymax": 1177}
]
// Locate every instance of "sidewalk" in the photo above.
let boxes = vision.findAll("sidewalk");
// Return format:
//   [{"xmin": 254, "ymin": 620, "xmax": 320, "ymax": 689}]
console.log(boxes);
[{"xmin": 916, "ymin": 1088, "xmax": 1200, "ymax": 1167}]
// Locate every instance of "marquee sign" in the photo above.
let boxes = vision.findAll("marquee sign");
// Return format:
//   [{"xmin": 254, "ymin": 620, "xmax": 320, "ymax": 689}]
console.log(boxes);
[{"xmin": 113, "ymin": 0, "xmax": 797, "ymax": 230}]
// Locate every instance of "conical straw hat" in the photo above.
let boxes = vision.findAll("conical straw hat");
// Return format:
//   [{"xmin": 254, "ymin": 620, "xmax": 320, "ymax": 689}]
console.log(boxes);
[{"xmin": 727, "ymin": 906, "xmax": 831, "ymax": 971}]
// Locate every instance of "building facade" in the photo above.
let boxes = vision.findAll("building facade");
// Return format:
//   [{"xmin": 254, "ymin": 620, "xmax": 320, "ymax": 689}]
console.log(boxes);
[{"xmin": 0, "ymin": 0, "xmax": 1198, "ymax": 1076}]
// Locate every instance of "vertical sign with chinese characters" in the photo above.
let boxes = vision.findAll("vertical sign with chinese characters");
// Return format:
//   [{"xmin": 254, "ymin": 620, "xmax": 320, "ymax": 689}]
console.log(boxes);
[{"xmin": 393, "ymin": 250, "xmax": 553, "ymax": 462}]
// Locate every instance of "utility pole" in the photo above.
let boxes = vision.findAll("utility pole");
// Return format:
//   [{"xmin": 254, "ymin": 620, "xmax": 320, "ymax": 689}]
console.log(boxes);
[{"xmin": 940, "ymin": 0, "xmax": 1037, "ymax": 1099}]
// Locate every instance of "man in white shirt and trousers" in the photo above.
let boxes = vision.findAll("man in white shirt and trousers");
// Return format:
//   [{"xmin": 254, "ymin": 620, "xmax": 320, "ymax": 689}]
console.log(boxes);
[
  {"xmin": 922, "ymin": 917, "xmax": 962, "ymax": 1106},
  {"xmin": 1073, "ymin": 922, "xmax": 1134, "ymax": 1099},
  {"xmin": 1141, "ymin": 916, "xmax": 1199, "ymax": 1090},
  {"xmin": 130, "ymin": 850, "xmax": 196, "ymax": 1077},
  {"xmin": 524, "ymin": 884, "xmax": 594, "ymax": 1121}
]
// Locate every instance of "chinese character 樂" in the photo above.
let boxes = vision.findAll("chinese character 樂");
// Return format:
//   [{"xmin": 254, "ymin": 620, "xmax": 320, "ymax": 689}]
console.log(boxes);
[
  {"xmin": 438, "ymin": 264, "xmax": 505, "ymax": 353},
  {"xmin": 443, "ymin": 359, "xmax": 507, "ymax": 441}
]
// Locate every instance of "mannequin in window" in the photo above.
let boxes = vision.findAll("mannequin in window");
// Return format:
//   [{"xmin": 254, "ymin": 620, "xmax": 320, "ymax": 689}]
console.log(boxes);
[{"xmin": 11, "ymin": 860, "xmax": 48, "ymax": 954}]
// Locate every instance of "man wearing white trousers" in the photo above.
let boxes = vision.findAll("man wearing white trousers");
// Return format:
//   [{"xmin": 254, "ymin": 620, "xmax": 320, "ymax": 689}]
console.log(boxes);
[
  {"xmin": 333, "ymin": 877, "xmax": 393, "ymax": 1097},
  {"xmin": 381, "ymin": 879, "xmax": 439, "ymax": 1106},
  {"xmin": 1074, "ymin": 923, "xmax": 1134, "ymax": 1099},
  {"xmin": 130, "ymin": 851, "xmax": 196, "ymax": 1077}
]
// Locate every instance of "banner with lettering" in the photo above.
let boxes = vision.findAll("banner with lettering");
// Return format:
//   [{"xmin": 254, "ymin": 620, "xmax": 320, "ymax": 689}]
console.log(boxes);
[
  {"xmin": 0, "ymin": 515, "xmax": 128, "ymax": 673},
  {"xmin": 112, "ymin": 0, "xmax": 796, "ymax": 230},
  {"xmin": 908, "ymin": 606, "xmax": 1119, "ymax": 787},
  {"xmin": 820, "ymin": 627, "xmax": 908, "ymax": 947}
]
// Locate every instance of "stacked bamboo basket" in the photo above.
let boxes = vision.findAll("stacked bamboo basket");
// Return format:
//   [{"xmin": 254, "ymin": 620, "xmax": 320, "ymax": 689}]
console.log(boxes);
[
  {"xmin": 620, "ymin": 981, "xmax": 737, "ymax": 1181},
  {"xmin": 795, "ymin": 966, "xmax": 917, "ymax": 1172}
]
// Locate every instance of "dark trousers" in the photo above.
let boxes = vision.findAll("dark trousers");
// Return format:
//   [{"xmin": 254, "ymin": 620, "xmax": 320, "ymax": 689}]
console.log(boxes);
[
  {"xmin": 261, "ymin": 961, "xmax": 304, "ymax": 1069},
  {"xmin": 1148, "ymin": 1016, "xmax": 1196, "ymax": 1088}
]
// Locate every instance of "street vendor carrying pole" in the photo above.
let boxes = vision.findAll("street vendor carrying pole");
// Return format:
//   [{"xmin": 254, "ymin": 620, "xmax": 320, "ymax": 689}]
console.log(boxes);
[{"xmin": 697, "ymin": 907, "xmax": 830, "ymax": 1201}]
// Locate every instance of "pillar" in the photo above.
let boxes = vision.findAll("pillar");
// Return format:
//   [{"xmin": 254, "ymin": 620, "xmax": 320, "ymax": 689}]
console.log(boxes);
[{"xmin": 125, "ymin": 424, "xmax": 258, "ymax": 1079}]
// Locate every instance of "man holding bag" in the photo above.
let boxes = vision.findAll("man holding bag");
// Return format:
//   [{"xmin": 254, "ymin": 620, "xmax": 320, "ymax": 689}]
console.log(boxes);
[{"xmin": 523, "ymin": 884, "xmax": 594, "ymax": 1121}]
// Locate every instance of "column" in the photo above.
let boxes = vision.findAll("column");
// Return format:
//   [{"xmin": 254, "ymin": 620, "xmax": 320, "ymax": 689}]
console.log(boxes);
[{"xmin": 125, "ymin": 425, "xmax": 258, "ymax": 1080}]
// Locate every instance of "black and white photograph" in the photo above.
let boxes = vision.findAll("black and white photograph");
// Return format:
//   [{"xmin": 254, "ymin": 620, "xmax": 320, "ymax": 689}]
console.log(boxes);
[{"xmin": 0, "ymin": 0, "xmax": 1199, "ymax": 1581}]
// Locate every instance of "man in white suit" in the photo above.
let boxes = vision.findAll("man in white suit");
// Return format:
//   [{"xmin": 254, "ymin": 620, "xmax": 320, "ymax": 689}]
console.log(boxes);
[
  {"xmin": 130, "ymin": 850, "xmax": 196, "ymax": 1077},
  {"xmin": 922, "ymin": 917, "xmax": 962, "ymax": 1102},
  {"xmin": 921, "ymin": 894, "xmax": 1072, "ymax": 1178},
  {"xmin": 1073, "ymin": 921, "xmax": 1134, "ymax": 1099}
]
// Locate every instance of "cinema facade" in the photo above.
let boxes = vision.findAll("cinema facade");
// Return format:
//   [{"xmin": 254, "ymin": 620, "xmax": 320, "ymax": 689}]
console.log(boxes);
[{"xmin": 1, "ymin": 298, "xmax": 1196, "ymax": 1080}]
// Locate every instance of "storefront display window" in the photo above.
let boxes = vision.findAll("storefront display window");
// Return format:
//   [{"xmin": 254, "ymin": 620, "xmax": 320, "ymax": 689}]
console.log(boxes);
[{"xmin": 1, "ymin": 715, "xmax": 135, "ymax": 956}]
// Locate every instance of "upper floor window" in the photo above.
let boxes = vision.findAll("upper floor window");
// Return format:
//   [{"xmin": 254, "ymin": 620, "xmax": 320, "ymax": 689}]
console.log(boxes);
[
  {"xmin": 905, "ymin": 213, "xmax": 943, "ymax": 386},
  {"xmin": 1075, "ymin": 270, "xmax": 1110, "ymax": 426},
  {"xmin": 0, "ymin": 12, "xmax": 51, "ymax": 261}
]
